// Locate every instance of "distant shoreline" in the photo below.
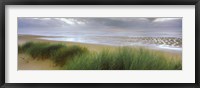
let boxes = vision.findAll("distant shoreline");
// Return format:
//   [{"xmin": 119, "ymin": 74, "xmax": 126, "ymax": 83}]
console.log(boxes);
[
  {"xmin": 18, "ymin": 34, "xmax": 182, "ymax": 54},
  {"xmin": 18, "ymin": 34, "xmax": 117, "ymax": 52}
]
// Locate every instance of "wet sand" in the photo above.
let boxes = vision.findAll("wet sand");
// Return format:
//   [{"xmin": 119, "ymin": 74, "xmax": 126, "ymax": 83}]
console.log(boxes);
[{"xmin": 18, "ymin": 35, "xmax": 116, "ymax": 52}]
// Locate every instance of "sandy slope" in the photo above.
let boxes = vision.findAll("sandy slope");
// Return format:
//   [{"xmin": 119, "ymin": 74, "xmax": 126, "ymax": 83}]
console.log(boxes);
[{"xmin": 18, "ymin": 54, "xmax": 60, "ymax": 70}]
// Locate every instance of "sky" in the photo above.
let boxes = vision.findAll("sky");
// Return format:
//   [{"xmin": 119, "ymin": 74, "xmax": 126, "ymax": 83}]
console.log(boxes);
[
  {"xmin": 18, "ymin": 17, "xmax": 182, "ymax": 37},
  {"xmin": 18, "ymin": 17, "xmax": 182, "ymax": 30}
]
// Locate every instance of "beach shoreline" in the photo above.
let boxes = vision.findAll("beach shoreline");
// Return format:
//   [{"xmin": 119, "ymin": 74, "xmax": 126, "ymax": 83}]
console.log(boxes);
[
  {"xmin": 18, "ymin": 34, "xmax": 182, "ymax": 70},
  {"xmin": 18, "ymin": 34, "xmax": 182, "ymax": 53}
]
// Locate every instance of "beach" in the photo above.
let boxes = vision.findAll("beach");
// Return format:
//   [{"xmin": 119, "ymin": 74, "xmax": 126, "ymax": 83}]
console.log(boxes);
[
  {"xmin": 18, "ymin": 34, "xmax": 182, "ymax": 70},
  {"xmin": 18, "ymin": 35, "xmax": 117, "ymax": 70}
]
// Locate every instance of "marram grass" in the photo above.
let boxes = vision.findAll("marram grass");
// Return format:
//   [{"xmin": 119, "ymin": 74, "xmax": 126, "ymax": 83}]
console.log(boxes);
[
  {"xmin": 18, "ymin": 42, "xmax": 88, "ymax": 66},
  {"xmin": 64, "ymin": 47, "xmax": 181, "ymax": 70},
  {"xmin": 19, "ymin": 42, "xmax": 182, "ymax": 70}
]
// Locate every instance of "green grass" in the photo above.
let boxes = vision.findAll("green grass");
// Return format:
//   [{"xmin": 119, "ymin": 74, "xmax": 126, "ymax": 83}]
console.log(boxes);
[
  {"xmin": 19, "ymin": 42, "xmax": 88, "ymax": 66},
  {"xmin": 63, "ymin": 47, "xmax": 182, "ymax": 70},
  {"xmin": 19, "ymin": 42, "xmax": 182, "ymax": 70},
  {"xmin": 51, "ymin": 45, "xmax": 88, "ymax": 66}
]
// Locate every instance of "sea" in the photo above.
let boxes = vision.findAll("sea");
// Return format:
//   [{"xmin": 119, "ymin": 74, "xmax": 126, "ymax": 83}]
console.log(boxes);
[{"xmin": 18, "ymin": 27, "xmax": 182, "ymax": 52}]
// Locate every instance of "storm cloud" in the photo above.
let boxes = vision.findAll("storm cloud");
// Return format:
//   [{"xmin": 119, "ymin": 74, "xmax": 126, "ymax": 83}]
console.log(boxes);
[{"xmin": 18, "ymin": 17, "xmax": 182, "ymax": 31}]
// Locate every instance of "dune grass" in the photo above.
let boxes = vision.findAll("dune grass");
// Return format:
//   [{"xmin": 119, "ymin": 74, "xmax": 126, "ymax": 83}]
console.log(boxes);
[
  {"xmin": 64, "ymin": 47, "xmax": 181, "ymax": 70},
  {"xmin": 19, "ymin": 42, "xmax": 182, "ymax": 70},
  {"xmin": 18, "ymin": 42, "xmax": 88, "ymax": 66}
]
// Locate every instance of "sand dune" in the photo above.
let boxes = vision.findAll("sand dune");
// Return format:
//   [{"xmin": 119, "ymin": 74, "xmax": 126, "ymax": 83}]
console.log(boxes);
[{"xmin": 18, "ymin": 35, "xmax": 182, "ymax": 70}]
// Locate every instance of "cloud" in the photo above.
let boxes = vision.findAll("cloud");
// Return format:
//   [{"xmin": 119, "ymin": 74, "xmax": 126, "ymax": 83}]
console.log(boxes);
[
  {"xmin": 18, "ymin": 18, "xmax": 67, "ymax": 28},
  {"xmin": 18, "ymin": 17, "xmax": 182, "ymax": 31},
  {"xmin": 153, "ymin": 18, "xmax": 181, "ymax": 22}
]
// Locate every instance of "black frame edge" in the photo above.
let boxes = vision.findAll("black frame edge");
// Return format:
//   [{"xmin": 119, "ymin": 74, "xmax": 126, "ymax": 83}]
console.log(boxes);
[
  {"xmin": 195, "ymin": 1, "xmax": 200, "ymax": 87},
  {"xmin": 1, "ymin": 0, "xmax": 200, "ymax": 88},
  {"xmin": 0, "ymin": 0, "xmax": 5, "ymax": 88},
  {"xmin": 2, "ymin": 83, "xmax": 199, "ymax": 88},
  {"xmin": 2, "ymin": 0, "xmax": 200, "ymax": 5}
]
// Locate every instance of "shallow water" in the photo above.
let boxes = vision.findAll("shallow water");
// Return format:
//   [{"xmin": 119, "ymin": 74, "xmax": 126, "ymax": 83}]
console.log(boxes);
[
  {"xmin": 19, "ymin": 28, "xmax": 182, "ymax": 52},
  {"xmin": 38, "ymin": 36, "xmax": 182, "ymax": 52}
]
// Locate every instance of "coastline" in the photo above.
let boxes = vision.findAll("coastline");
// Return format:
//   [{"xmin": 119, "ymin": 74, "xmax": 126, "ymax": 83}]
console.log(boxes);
[
  {"xmin": 18, "ymin": 34, "xmax": 117, "ymax": 52},
  {"xmin": 18, "ymin": 34, "xmax": 117, "ymax": 70},
  {"xmin": 18, "ymin": 34, "xmax": 182, "ymax": 54},
  {"xmin": 18, "ymin": 34, "xmax": 182, "ymax": 70}
]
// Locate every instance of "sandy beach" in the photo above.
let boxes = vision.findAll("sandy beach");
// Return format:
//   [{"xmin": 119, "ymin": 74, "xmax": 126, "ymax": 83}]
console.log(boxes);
[
  {"xmin": 18, "ymin": 35, "xmax": 117, "ymax": 70},
  {"xmin": 18, "ymin": 34, "xmax": 182, "ymax": 70},
  {"xmin": 18, "ymin": 35, "xmax": 117, "ymax": 51}
]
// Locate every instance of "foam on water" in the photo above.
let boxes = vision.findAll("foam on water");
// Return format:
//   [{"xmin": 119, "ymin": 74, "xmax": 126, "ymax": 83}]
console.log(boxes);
[{"xmin": 157, "ymin": 45, "xmax": 182, "ymax": 51}]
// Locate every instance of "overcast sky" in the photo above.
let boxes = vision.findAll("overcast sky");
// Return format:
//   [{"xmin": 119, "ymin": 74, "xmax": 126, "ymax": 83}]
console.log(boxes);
[{"xmin": 18, "ymin": 17, "xmax": 182, "ymax": 33}]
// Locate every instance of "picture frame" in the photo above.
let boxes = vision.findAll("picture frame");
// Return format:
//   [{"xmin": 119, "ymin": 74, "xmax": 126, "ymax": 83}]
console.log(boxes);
[{"xmin": 0, "ymin": 0, "xmax": 200, "ymax": 88}]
